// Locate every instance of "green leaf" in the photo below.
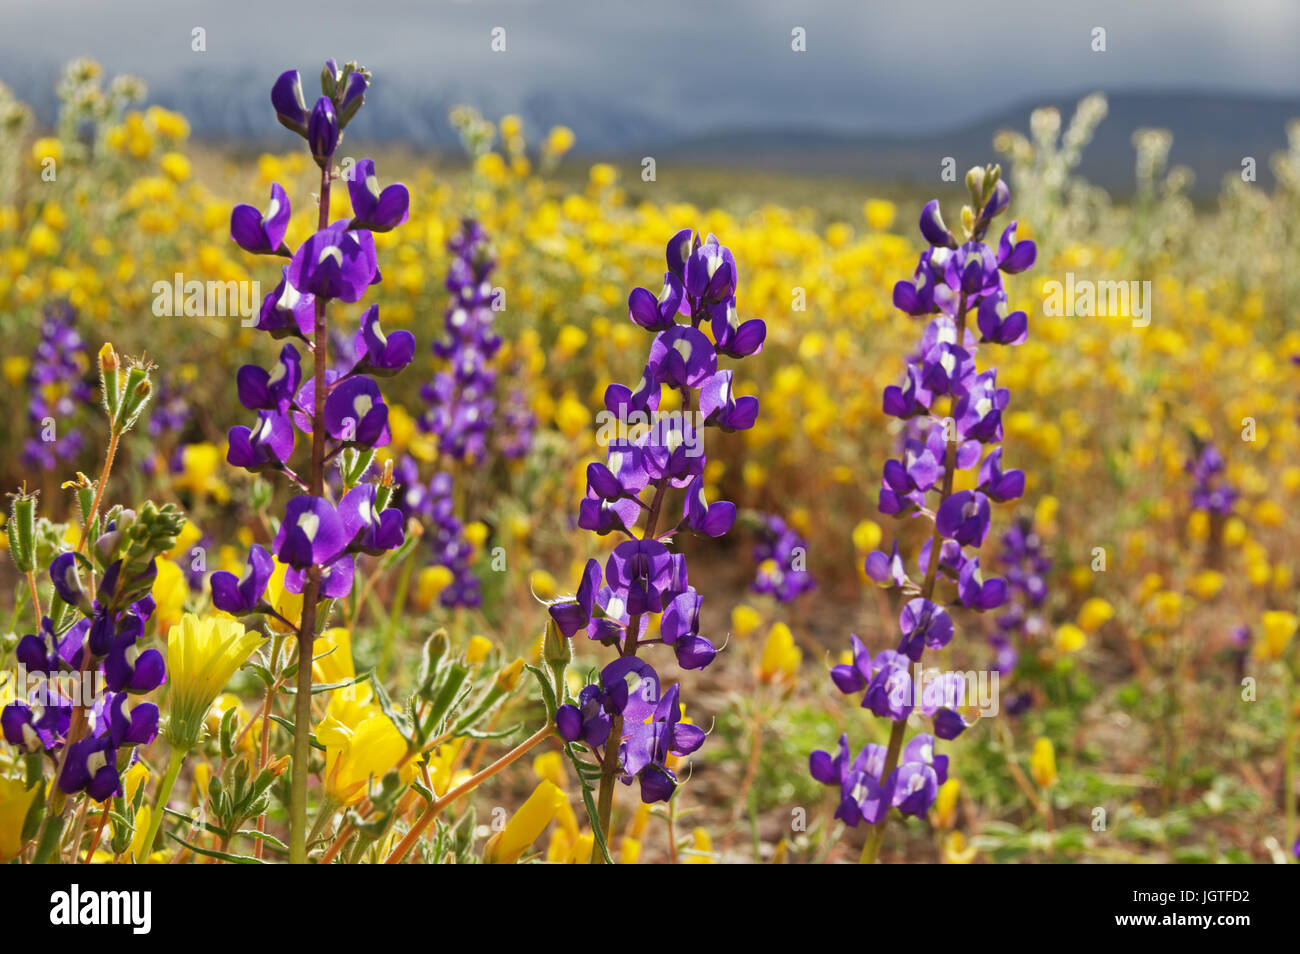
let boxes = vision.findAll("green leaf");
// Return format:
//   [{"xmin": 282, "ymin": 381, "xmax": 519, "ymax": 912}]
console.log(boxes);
[
  {"xmin": 166, "ymin": 832, "xmax": 266, "ymax": 864},
  {"xmin": 559, "ymin": 738, "xmax": 612, "ymax": 864},
  {"xmin": 460, "ymin": 724, "xmax": 521, "ymax": 740},
  {"xmin": 526, "ymin": 662, "xmax": 558, "ymax": 720},
  {"xmin": 235, "ymin": 829, "xmax": 289, "ymax": 851},
  {"xmin": 219, "ymin": 706, "xmax": 238, "ymax": 760},
  {"xmin": 267, "ymin": 714, "xmax": 326, "ymax": 751}
]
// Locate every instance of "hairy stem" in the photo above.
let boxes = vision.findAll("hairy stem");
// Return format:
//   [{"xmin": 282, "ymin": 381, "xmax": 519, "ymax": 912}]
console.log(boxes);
[
  {"xmin": 288, "ymin": 157, "xmax": 334, "ymax": 865},
  {"xmin": 385, "ymin": 723, "xmax": 553, "ymax": 864},
  {"xmin": 861, "ymin": 295, "xmax": 968, "ymax": 864},
  {"xmin": 141, "ymin": 745, "xmax": 187, "ymax": 857}
]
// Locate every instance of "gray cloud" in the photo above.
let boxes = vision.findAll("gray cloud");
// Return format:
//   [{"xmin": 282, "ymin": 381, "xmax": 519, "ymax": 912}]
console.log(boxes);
[{"xmin": 2, "ymin": 0, "xmax": 1297, "ymax": 140}]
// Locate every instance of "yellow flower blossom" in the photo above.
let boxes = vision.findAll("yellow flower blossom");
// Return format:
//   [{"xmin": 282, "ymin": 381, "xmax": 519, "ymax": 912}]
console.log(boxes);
[
  {"xmin": 150, "ymin": 557, "xmax": 188, "ymax": 633},
  {"xmin": 164, "ymin": 613, "xmax": 264, "ymax": 749},
  {"xmin": 483, "ymin": 780, "xmax": 566, "ymax": 863},
  {"xmin": 1076, "ymin": 598, "xmax": 1114, "ymax": 633},
  {"xmin": 415, "ymin": 565, "xmax": 456, "ymax": 609},
  {"xmin": 466, "ymin": 635, "xmax": 494, "ymax": 665},
  {"xmin": 317, "ymin": 694, "xmax": 418, "ymax": 806},
  {"xmin": 0, "ymin": 776, "xmax": 39, "ymax": 861},
  {"xmin": 758, "ymin": 622, "xmax": 801, "ymax": 684},
  {"xmin": 941, "ymin": 830, "xmax": 978, "ymax": 864},
  {"xmin": 1054, "ymin": 623, "xmax": 1087, "ymax": 654},
  {"xmin": 1254, "ymin": 611, "xmax": 1298, "ymax": 661},
  {"xmin": 731, "ymin": 604, "xmax": 762, "ymax": 639},
  {"xmin": 1030, "ymin": 737, "xmax": 1057, "ymax": 789}
]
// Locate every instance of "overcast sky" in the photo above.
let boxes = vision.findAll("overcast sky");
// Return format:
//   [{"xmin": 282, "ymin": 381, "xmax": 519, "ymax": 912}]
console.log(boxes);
[{"xmin": 2, "ymin": 0, "xmax": 1297, "ymax": 136}]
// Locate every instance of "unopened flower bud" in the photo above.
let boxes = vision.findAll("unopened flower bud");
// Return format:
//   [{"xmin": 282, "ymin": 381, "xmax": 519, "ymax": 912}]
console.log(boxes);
[
  {"xmin": 494, "ymin": 657, "xmax": 525, "ymax": 693},
  {"xmin": 7, "ymin": 490, "xmax": 37, "ymax": 573}
]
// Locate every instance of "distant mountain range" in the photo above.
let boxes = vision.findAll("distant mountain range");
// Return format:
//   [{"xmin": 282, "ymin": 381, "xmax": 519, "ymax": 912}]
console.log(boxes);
[
  {"xmin": 660, "ymin": 91, "xmax": 1299, "ymax": 195},
  {"xmin": 8, "ymin": 61, "xmax": 1296, "ymax": 194}
]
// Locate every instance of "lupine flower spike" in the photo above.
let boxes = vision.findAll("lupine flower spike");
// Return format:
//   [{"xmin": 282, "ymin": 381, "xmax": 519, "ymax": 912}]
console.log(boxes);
[{"xmin": 815, "ymin": 169, "xmax": 1036, "ymax": 863}]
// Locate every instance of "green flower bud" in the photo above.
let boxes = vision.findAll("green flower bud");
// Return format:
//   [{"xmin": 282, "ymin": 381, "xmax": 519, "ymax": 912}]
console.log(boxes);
[{"xmin": 7, "ymin": 490, "xmax": 37, "ymax": 573}]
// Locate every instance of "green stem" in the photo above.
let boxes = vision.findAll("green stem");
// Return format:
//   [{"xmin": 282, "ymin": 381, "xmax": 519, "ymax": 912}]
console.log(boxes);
[
  {"xmin": 590, "ymin": 474, "xmax": 670, "ymax": 864},
  {"xmin": 859, "ymin": 294, "xmax": 968, "ymax": 865},
  {"xmin": 141, "ymin": 745, "xmax": 187, "ymax": 858},
  {"xmin": 32, "ymin": 813, "xmax": 66, "ymax": 865},
  {"xmin": 306, "ymin": 797, "xmax": 338, "ymax": 853},
  {"xmin": 859, "ymin": 719, "xmax": 907, "ymax": 864},
  {"xmin": 1285, "ymin": 665, "xmax": 1297, "ymax": 857},
  {"xmin": 591, "ymin": 714, "xmax": 624, "ymax": 863},
  {"xmin": 288, "ymin": 151, "xmax": 335, "ymax": 865}
]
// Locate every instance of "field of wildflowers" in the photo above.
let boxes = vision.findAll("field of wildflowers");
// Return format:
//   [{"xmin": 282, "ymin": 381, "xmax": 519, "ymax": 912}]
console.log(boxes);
[{"xmin": 0, "ymin": 48, "xmax": 1298, "ymax": 879}]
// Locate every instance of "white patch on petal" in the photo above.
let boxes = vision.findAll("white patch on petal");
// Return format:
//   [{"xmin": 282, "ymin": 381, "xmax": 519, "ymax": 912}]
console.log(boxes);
[{"xmin": 297, "ymin": 511, "xmax": 321, "ymax": 541}]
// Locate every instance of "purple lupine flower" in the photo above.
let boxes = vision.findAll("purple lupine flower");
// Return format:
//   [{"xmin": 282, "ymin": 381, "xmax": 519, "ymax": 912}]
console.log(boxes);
[
  {"xmin": 256, "ymin": 268, "xmax": 317, "ymax": 340},
  {"xmin": 809, "ymin": 734, "xmax": 891, "ymax": 826},
  {"xmin": 307, "ymin": 96, "xmax": 339, "ymax": 166},
  {"xmin": 817, "ymin": 173, "xmax": 1033, "ymax": 840},
  {"xmin": 21, "ymin": 301, "xmax": 91, "ymax": 472},
  {"xmin": 59, "ymin": 737, "xmax": 120, "ymax": 800},
  {"xmin": 551, "ymin": 229, "xmax": 766, "ymax": 808},
  {"xmin": 991, "ymin": 513, "xmax": 1052, "ymax": 682},
  {"xmin": 407, "ymin": 220, "xmax": 510, "ymax": 608},
  {"xmin": 274, "ymin": 495, "xmax": 349, "ymax": 569},
  {"xmin": 683, "ymin": 476, "xmax": 736, "ymax": 537},
  {"xmin": 146, "ymin": 372, "xmax": 192, "ymax": 440},
  {"xmin": 621, "ymin": 683, "xmax": 706, "ymax": 802},
  {"xmin": 271, "ymin": 69, "xmax": 309, "ymax": 135},
  {"xmin": 287, "ymin": 220, "xmax": 379, "ymax": 302},
  {"xmin": 339, "ymin": 484, "xmax": 405, "ymax": 555},
  {"xmin": 498, "ymin": 379, "xmax": 536, "ymax": 460},
  {"xmin": 554, "ymin": 658, "xmax": 691, "ymax": 803},
  {"xmin": 10, "ymin": 549, "xmax": 172, "ymax": 796},
  {"xmin": 227, "ymin": 410, "xmax": 295, "ymax": 473},
  {"xmin": 419, "ymin": 219, "xmax": 502, "ymax": 464},
  {"xmin": 323, "ymin": 375, "xmax": 390, "ymax": 447},
  {"xmin": 351, "ymin": 306, "xmax": 415, "ymax": 376},
  {"xmin": 1186, "ymin": 440, "xmax": 1237, "ymax": 516},
  {"xmin": 217, "ymin": 79, "xmax": 416, "ymax": 625},
  {"xmin": 347, "ymin": 159, "xmax": 409, "ymax": 232},
  {"xmin": 210, "ymin": 544, "xmax": 275, "ymax": 616},
  {"xmin": 628, "ymin": 273, "xmax": 683, "ymax": 331},
  {"xmin": 548, "ymin": 558, "xmax": 601, "ymax": 638},
  {"xmin": 284, "ymin": 554, "xmax": 354, "ymax": 599},
  {"xmin": 415, "ymin": 472, "xmax": 482, "ymax": 608},
  {"xmin": 230, "ymin": 182, "xmax": 291, "ymax": 255},
  {"xmin": 237, "ymin": 344, "xmax": 301, "ymax": 413},
  {"xmin": 749, "ymin": 512, "xmax": 815, "ymax": 604},
  {"xmin": 710, "ymin": 297, "xmax": 766, "ymax": 358}
]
